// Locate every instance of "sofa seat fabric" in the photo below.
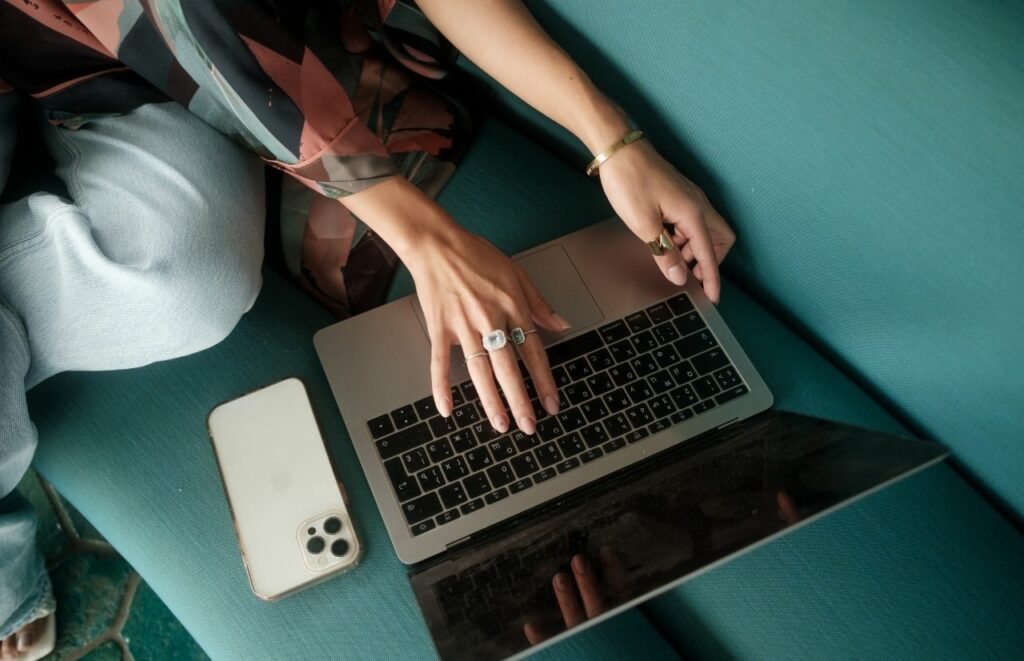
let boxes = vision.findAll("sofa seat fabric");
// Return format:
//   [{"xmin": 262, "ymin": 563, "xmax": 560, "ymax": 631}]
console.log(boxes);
[{"xmin": 27, "ymin": 118, "xmax": 1024, "ymax": 659}]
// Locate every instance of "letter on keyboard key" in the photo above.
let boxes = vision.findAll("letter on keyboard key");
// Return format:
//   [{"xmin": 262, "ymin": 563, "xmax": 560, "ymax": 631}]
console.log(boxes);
[
  {"xmin": 536, "ymin": 418, "xmax": 564, "ymax": 441},
  {"xmin": 557, "ymin": 432, "xmax": 586, "ymax": 457},
  {"xmin": 375, "ymin": 422, "xmax": 431, "ymax": 460},
  {"xmin": 511, "ymin": 452, "xmax": 540, "ymax": 477},
  {"xmin": 599, "ymin": 320, "xmax": 629, "ymax": 343},
  {"xmin": 463, "ymin": 474, "xmax": 492, "ymax": 498},
  {"xmin": 487, "ymin": 462, "xmax": 516, "ymax": 487},
  {"xmin": 439, "ymin": 483, "xmax": 468, "ymax": 508},
  {"xmin": 580, "ymin": 423, "xmax": 609, "ymax": 448},
  {"xmin": 535, "ymin": 442, "xmax": 563, "ymax": 467},
  {"xmin": 666, "ymin": 294, "xmax": 694, "ymax": 316},
  {"xmin": 403, "ymin": 492, "xmax": 443, "ymax": 524}
]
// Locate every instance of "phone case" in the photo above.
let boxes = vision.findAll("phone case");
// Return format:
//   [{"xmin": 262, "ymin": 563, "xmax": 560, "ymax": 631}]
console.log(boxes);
[{"xmin": 208, "ymin": 377, "xmax": 362, "ymax": 601}]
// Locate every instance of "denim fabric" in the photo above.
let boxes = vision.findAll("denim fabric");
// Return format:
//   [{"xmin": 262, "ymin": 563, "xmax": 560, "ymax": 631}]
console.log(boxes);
[{"xmin": 0, "ymin": 98, "xmax": 265, "ymax": 637}]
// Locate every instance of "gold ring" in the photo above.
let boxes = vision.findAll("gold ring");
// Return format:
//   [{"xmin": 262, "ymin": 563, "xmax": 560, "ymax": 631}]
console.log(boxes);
[
  {"xmin": 647, "ymin": 228, "xmax": 675, "ymax": 256},
  {"xmin": 463, "ymin": 350, "xmax": 488, "ymax": 364}
]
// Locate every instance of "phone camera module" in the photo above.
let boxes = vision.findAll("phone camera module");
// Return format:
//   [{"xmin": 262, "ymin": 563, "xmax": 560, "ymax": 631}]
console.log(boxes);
[
  {"xmin": 306, "ymin": 536, "xmax": 326, "ymax": 554},
  {"xmin": 323, "ymin": 517, "xmax": 342, "ymax": 534},
  {"xmin": 330, "ymin": 539, "xmax": 350, "ymax": 557}
]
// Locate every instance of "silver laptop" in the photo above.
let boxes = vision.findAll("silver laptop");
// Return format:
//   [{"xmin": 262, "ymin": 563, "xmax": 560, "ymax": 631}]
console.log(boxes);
[{"xmin": 315, "ymin": 218, "xmax": 774, "ymax": 564}]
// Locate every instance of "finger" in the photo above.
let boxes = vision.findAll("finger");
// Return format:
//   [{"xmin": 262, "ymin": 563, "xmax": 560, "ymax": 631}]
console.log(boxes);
[
  {"xmin": 681, "ymin": 242, "xmax": 695, "ymax": 265},
  {"xmin": 680, "ymin": 215, "xmax": 721, "ymax": 303},
  {"xmin": 777, "ymin": 490, "xmax": 801, "ymax": 524},
  {"xmin": 644, "ymin": 221, "xmax": 688, "ymax": 287},
  {"xmin": 429, "ymin": 327, "xmax": 454, "ymax": 417},
  {"xmin": 710, "ymin": 211, "xmax": 736, "ymax": 263},
  {"xmin": 511, "ymin": 318, "xmax": 560, "ymax": 418},
  {"xmin": 458, "ymin": 325, "xmax": 510, "ymax": 433},
  {"xmin": 552, "ymin": 572, "xmax": 586, "ymax": 627},
  {"xmin": 571, "ymin": 554, "xmax": 606, "ymax": 617},
  {"xmin": 517, "ymin": 267, "xmax": 571, "ymax": 332},
  {"xmin": 523, "ymin": 622, "xmax": 545, "ymax": 645},
  {"xmin": 599, "ymin": 546, "xmax": 629, "ymax": 599},
  {"xmin": 489, "ymin": 310, "xmax": 536, "ymax": 434}
]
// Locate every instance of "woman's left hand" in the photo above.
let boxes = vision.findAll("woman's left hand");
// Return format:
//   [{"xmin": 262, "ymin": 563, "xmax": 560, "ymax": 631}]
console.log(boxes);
[{"xmin": 597, "ymin": 139, "xmax": 735, "ymax": 303}]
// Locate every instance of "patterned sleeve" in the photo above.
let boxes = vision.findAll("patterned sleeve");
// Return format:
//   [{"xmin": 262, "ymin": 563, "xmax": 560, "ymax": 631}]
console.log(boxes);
[{"xmin": 72, "ymin": 0, "xmax": 399, "ymax": 198}]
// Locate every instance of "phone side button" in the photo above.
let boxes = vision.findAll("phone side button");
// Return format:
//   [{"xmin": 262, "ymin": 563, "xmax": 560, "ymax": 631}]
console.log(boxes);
[{"xmin": 411, "ymin": 520, "xmax": 436, "ymax": 536}]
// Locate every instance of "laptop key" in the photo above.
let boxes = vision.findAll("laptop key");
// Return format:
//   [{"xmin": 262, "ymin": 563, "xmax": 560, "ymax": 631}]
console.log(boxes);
[
  {"xmin": 465, "ymin": 447, "xmax": 493, "ymax": 472},
  {"xmin": 647, "ymin": 369, "xmax": 676, "ymax": 394},
  {"xmin": 385, "ymin": 459, "xmax": 421, "ymax": 502},
  {"xmin": 625, "ymin": 311, "xmax": 652, "ymax": 333},
  {"xmin": 488, "ymin": 437, "xmax": 517, "ymax": 461},
  {"xmin": 694, "ymin": 399, "xmax": 717, "ymax": 414},
  {"xmin": 670, "ymin": 384, "xmax": 699, "ymax": 408},
  {"xmin": 653, "ymin": 345, "xmax": 681, "ymax": 368},
  {"xmin": 652, "ymin": 321, "xmax": 680, "ymax": 345},
  {"xmin": 375, "ymin": 422, "xmax": 430, "ymax": 460},
  {"xmin": 555, "ymin": 457, "xmax": 581, "ymax": 473},
  {"xmin": 390, "ymin": 405, "xmax": 417, "ymax": 429},
  {"xmin": 463, "ymin": 474, "xmax": 492, "ymax": 498},
  {"xmin": 547, "ymin": 330, "xmax": 603, "ymax": 366},
  {"xmin": 693, "ymin": 376, "xmax": 721, "ymax": 399},
  {"xmin": 511, "ymin": 430, "xmax": 540, "ymax": 453},
  {"xmin": 715, "ymin": 384, "xmax": 749, "ymax": 405},
  {"xmin": 670, "ymin": 408, "xmax": 694, "ymax": 424},
  {"xmin": 603, "ymin": 388, "xmax": 631, "ymax": 413},
  {"xmin": 450, "ymin": 386, "xmax": 465, "ymax": 407},
  {"xmin": 645, "ymin": 302, "xmax": 673, "ymax": 325},
  {"xmin": 602, "ymin": 437, "xmax": 626, "ymax": 453},
  {"xmin": 630, "ymin": 353, "xmax": 659, "ymax": 376},
  {"xmin": 609, "ymin": 364, "xmax": 637, "ymax": 387},
  {"xmin": 631, "ymin": 330, "xmax": 658, "ymax": 353},
  {"xmin": 429, "ymin": 415, "xmax": 457, "ymax": 438},
  {"xmin": 439, "ymin": 482, "xmax": 468, "ymax": 508},
  {"xmin": 675, "ymin": 330, "xmax": 717, "ymax": 358},
  {"xmin": 535, "ymin": 442, "xmax": 563, "ymax": 467},
  {"xmin": 536, "ymin": 418, "xmax": 564, "ymax": 441},
  {"xmin": 648, "ymin": 394, "xmax": 676, "ymax": 419},
  {"xmin": 473, "ymin": 422, "xmax": 503, "ymax": 445},
  {"xmin": 534, "ymin": 468, "xmax": 556, "ymax": 483},
  {"xmin": 563, "ymin": 383, "xmax": 593, "ymax": 405},
  {"xmin": 416, "ymin": 466, "xmax": 445, "ymax": 491},
  {"xmin": 581, "ymin": 399, "xmax": 609, "ymax": 423},
  {"xmin": 557, "ymin": 408, "xmax": 586, "ymax": 432},
  {"xmin": 586, "ymin": 372, "xmax": 614, "ymax": 395},
  {"xmin": 693, "ymin": 348, "xmax": 730, "ymax": 375},
  {"xmin": 626, "ymin": 428, "xmax": 650, "ymax": 443},
  {"xmin": 403, "ymin": 492, "xmax": 443, "ymax": 524},
  {"xmin": 673, "ymin": 311, "xmax": 706, "ymax": 337},
  {"xmin": 626, "ymin": 404, "xmax": 654, "ymax": 427},
  {"xmin": 669, "ymin": 361, "xmax": 698, "ymax": 385},
  {"xmin": 587, "ymin": 348, "xmax": 614, "ymax": 371},
  {"xmin": 649, "ymin": 418, "xmax": 671, "ymax": 434},
  {"xmin": 401, "ymin": 448, "xmax": 429, "ymax": 473},
  {"xmin": 411, "ymin": 519, "xmax": 436, "ymax": 536},
  {"xmin": 426, "ymin": 438, "xmax": 454, "ymax": 463},
  {"xmin": 451, "ymin": 403, "xmax": 479, "ymax": 428},
  {"xmin": 666, "ymin": 293, "xmax": 695, "ymax": 316},
  {"xmin": 487, "ymin": 462, "xmax": 516, "ymax": 488},
  {"xmin": 367, "ymin": 414, "xmax": 395, "ymax": 439},
  {"xmin": 459, "ymin": 381, "xmax": 478, "ymax": 402},
  {"xmin": 509, "ymin": 478, "xmax": 533, "ymax": 494},
  {"xmin": 449, "ymin": 429, "xmax": 476, "ymax": 453},
  {"xmin": 511, "ymin": 451, "xmax": 540, "ymax": 478},
  {"xmin": 552, "ymin": 366, "xmax": 572, "ymax": 389},
  {"xmin": 565, "ymin": 357, "xmax": 593, "ymax": 381},
  {"xmin": 580, "ymin": 447, "xmax": 604, "ymax": 463},
  {"xmin": 580, "ymin": 422, "xmax": 609, "ymax": 448},
  {"xmin": 608, "ymin": 339, "xmax": 636, "ymax": 363},
  {"xmin": 557, "ymin": 432, "xmax": 586, "ymax": 457},
  {"xmin": 460, "ymin": 498, "xmax": 485, "ymax": 515},
  {"xmin": 605, "ymin": 413, "xmax": 631, "ymax": 437},
  {"xmin": 484, "ymin": 488, "xmax": 510, "ymax": 504},
  {"xmin": 599, "ymin": 320, "xmax": 630, "ymax": 343},
  {"xmin": 436, "ymin": 509, "xmax": 461, "ymax": 526},
  {"xmin": 714, "ymin": 366, "xmax": 743, "ymax": 390},
  {"xmin": 626, "ymin": 381, "xmax": 653, "ymax": 404},
  {"xmin": 414, "ymin": 396, "xmax": 438, "ymax": 420},
  {"xmin": 441, "ymin": 456, "xmax": 470, "ymax": 482}
]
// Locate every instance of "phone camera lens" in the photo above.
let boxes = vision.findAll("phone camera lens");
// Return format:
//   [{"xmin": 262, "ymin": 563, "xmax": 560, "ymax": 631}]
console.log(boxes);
[
  {"xmin": 330, "ymin": 539, "xmax": 350, "ymax": 557},
  {"xmin": 323, "ymin": 517, "xmax": 342, "ymax": 534},
  {"xmin": 307, "ymin": 527, "xmax": 316, "ymax": 535},
  {"xmin": 306, "ymin": 536, "xmax": 326, "ymax": 554}
]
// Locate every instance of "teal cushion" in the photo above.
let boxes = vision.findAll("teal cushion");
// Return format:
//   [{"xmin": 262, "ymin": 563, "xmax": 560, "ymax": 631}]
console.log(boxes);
[
  {"xmin": 467, "ymin": 0, "xmax": 1024, "ymax": 517},
  {"xmin": 27, "ymin": 120, "xmax": 677, "ymax": 660}
]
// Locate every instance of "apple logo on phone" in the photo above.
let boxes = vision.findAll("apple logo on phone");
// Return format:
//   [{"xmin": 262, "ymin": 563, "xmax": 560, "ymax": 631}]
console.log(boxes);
[{"xmin": 270, "ymin": 470, "xmax": 293, "ymax": 495}]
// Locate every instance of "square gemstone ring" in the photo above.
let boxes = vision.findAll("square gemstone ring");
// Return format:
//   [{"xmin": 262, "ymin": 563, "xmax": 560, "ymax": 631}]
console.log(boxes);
[
  {"xmin": 510, "ymin": 327, "xmax": 526, "ymax": 345},
  {"xmin": 483, "ymin": 329, "xmax": 508, "ymax": 351}
]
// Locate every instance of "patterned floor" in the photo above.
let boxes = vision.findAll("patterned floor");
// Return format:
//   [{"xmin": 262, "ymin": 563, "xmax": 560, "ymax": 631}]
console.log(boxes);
[{"xmin": 17, "ymin": 470, "xmax": 208, "ymax": 660}]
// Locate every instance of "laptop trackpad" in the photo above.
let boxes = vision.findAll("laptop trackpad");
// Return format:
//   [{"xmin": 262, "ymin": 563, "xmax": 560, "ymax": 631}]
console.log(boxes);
[{"xmin": 412, "ymin": 244, "xmax": 604, "ymax": 345}]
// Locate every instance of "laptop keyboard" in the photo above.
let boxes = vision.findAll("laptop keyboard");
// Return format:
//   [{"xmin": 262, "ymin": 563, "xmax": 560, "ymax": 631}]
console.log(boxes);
[{"xmin": 365, "ymin": 293, "xmax": 749, "ymax": 536}]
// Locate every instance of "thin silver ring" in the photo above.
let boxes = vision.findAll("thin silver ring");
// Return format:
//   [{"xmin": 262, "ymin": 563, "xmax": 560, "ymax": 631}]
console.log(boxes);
[
  {"xmin": 463, "ymin": 350, "xmax": 488, "ymax": 364},
  {"xmin": 509, "ymin": 327, "xmax": 539, "ymax": 345}
]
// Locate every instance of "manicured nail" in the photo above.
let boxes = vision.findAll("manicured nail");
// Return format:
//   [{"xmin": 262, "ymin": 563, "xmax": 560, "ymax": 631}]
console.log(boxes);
[
  {"xmin": 17, "ymin": 632, "xmax": 34, "ymax": 651},
  {"xmin": 572, "ymin": 554, "xmax": 589, "ymax": 574},
  {"xmin": 554, "ymin": 573, "xmax": 571, "ymax": 590},
  {"xmin": 438, "ymin": 395, "xmax": 452, "ymax": 417},
  {"xmin": 667, "ymin": 264, "xmax": 686, "ymax": 286},
  {"xmin": 491, "ymin": 413, "xmax": 509, "ymax": 433},
  {"xmin": 519, "ymin": 416, "xmax": 537, "ymax": 435},
  {"xmin": 543, "ymin": 396, "xmax": 560, "ymax": 416},
  {"xmin": 552, "ymin": 313, "xmax": 572, "ymax": 331}
]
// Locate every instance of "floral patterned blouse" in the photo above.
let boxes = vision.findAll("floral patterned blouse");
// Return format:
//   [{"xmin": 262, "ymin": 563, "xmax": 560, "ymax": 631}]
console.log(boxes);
[{"xmin": 0, "ymin": 0, "xmax": 473, "ymax": 316}]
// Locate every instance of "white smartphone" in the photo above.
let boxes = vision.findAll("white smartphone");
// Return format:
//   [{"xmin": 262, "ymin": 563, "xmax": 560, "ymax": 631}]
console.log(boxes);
[{"xmin": 208, "ymin": 377, "xmax": 362, "ymax": 601}]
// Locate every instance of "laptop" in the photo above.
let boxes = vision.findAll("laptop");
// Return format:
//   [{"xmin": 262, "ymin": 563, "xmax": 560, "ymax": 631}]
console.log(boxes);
[{"xmin": 314, "ymin": 218, "xmax": 946, "ymax": 659}]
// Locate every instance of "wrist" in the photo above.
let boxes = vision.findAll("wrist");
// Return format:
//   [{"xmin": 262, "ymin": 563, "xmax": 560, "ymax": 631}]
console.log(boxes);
[{"xmin": 567, "ymin": 81, "xmax": 632, "ymax": 156}]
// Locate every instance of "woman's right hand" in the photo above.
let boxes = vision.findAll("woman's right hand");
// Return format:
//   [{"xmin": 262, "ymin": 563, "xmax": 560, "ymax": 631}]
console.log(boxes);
[
  {"xmin": 341, "ymin": 177, "xmax": 567, "ymax": 436},
  {"xmin": 405, "ymin": 227, "xmax": 568, "ymax": 435}
]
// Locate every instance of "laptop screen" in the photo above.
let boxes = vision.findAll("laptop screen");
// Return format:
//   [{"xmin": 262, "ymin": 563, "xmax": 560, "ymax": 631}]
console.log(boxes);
[{"xmin": 408, "ymin": 411, "xmax": 945, "ymax": 661}]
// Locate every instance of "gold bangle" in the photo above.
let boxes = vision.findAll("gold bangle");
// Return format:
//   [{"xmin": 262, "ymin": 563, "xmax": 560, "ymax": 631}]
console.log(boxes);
[{"xmin": 585, "ymin": 129, "xmax": 645, "ymax": 177}]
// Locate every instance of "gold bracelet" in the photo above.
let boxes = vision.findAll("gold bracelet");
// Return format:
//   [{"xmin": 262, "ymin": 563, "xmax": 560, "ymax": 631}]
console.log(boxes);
[{"xmin": 585, "ymin": 129, "xmax": 645, "ymax": 177}]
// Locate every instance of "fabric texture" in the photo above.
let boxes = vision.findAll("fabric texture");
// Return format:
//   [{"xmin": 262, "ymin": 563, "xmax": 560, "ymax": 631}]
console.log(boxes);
[
  {"xmin": 27, "ymin": 118, "xmax": 1024, "ymax": 658},
  {"xmin": 0, "ymin": 99, "xmax": 264, "ymax": 637},
  {"xmin": 469, "ymin": 0, "xmax": 1024, "ymax": 518}
]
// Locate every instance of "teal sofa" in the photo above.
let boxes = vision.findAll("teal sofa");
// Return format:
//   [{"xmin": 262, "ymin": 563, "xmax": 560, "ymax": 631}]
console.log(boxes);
[{"xmin": 26, "ymin": 1, "xmax": 1024, "ymax": 658}]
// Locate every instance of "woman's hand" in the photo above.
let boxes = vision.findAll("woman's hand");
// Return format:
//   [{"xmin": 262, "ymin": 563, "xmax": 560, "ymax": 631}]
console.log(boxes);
[
  {"xmin": 597, "ymin": 139, "xmax": 735, "ymax": 304},
  {"xmin": 405, "ymin": 228, "xmax": 568, "ymax": 434}
]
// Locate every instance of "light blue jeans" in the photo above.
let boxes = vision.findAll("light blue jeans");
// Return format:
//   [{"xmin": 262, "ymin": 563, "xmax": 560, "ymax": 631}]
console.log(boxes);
[{"xmin": 0, "ymin": 95, "xmax": 265, "ymax": 638}]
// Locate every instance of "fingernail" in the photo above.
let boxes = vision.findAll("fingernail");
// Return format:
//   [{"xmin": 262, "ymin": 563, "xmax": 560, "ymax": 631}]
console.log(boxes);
[
  {"xmin": 17, "ymin": 632, "xmax": 34, "ymax": 650},
  {"xmin": 554, "ymin": 573, "xmax": 571, "ymax": 590},
  {"xmin": 552, "ymin": 313, "xmax": 572, "ymax": 331},
  {"xmin": 518, "ymin": 416, "xmax": 536, "ymax": 435},
  {"xmin": 439, "ymin": 395, "xmax": 452, "ymax": 417},
  {"xmin": 491, "ymin": 413, "xmax": 509, "ymax": 433},
  {"xmin": 667, "ymin": 264, "xmax": 686, "ymax": 286},
  {"xmin": 572, "ymin": 555, "xmax": 588, "ymax": 574},
  {"xmin": 543, "ymin": 396, "xmax": 560, "ymax": 415}
]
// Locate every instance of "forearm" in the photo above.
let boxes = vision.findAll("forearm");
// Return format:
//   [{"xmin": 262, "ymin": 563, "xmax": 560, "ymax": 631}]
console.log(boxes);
[{"xmin": 416, "ymin": 0, "xmax": 630, "ymax": 155}]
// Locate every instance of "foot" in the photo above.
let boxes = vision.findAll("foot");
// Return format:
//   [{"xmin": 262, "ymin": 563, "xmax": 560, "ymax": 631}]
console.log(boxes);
[{"xmin": 0, "ymin": 613, "xmax": 54, "ymax": 661}]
